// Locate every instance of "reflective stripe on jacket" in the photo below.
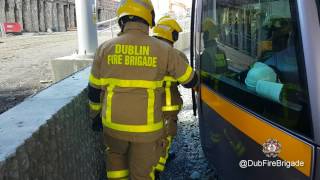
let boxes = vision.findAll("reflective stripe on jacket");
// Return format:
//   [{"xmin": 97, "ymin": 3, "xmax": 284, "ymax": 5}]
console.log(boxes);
[{"xmin": 162, "ymin": 49, "xmax": 189, "ymax": 112}]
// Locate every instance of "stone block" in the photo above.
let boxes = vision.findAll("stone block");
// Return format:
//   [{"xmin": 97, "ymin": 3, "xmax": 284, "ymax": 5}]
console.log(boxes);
[
  {"xmin": 57, "ymin": 3, "xmax": 66, "ymax": 31},
  {"xmin": 6, "ymin": 0, "xmax": 16, "ymax": 23},
  {"xmin": 52, "ymin": 3, "xmax": 59, "ymax": 31},
  {"xmin": 0, "ymin": 0, "xmax": 5, "ymax": 23},
  {"xmin": 50, "ymin": 55, "xmax": 93, "ymax": 82},
  {"xmin": 45, "ymin": 1, "xmax": 54, "ymax": 31},
  {"xmin": 22, "ymin": 0, "xmax": 32, "ymax": 32},
  {"xmin": 30, "ymin": 0, "xmax": 39, "ymax": 32},
  {"xmin": 38, "ymin": 0, "xmax": 46, "ymax": 32},
  {"xmin": 69, "ymin": 4, "xmax": 76, "ymax": 28},
  {"xmin": 15, "ymin": 0, "xmax": 24, "ymax": 30}
]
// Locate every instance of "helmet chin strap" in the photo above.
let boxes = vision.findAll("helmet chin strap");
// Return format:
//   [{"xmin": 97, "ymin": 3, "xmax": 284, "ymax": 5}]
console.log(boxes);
[
  {"xmin": 151, "ymin": 10, "xmax": 156, "ymax": 27},
  {"xmin": 172, "ymin": 30, "xmax": 179, "ymax": 42}
]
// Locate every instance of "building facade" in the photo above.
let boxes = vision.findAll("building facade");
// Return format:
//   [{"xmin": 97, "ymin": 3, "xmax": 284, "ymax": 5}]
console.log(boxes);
[
  {"xmin": 97, "ymin": 0, "xmax": 119, "ymax": 22},
  {"xmin": 0, "ymin": 0, "xmax": 119, "ymax": 32}
]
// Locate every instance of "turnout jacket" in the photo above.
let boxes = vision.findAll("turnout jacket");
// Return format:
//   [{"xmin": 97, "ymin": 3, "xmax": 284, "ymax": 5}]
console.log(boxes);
[{"xmin": 88, "ymin": 22, "xmax": 197, "ymax": 142}]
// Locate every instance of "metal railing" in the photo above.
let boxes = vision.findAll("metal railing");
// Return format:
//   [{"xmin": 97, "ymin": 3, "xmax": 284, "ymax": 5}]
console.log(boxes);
[
  {"xmin": 96, "ymin": 17, "xmax": 119, "ymax": 38},
  {"xmin": 177, "ymin": 17, "xmax": 191, "ymax": 33},
  {"xmin": 96, "ymin": 16, "xmax": 191, "ymax": 38}
]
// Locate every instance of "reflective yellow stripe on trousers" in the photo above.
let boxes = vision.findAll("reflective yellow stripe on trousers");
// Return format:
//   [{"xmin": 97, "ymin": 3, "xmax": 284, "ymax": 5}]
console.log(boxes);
[
  {"xmin": 89, "ymin": 101, "xmax": 102, "ymax": 111},
  {"xmin": 155, "ymin": 136, "xmax": 173, "ymax": 172},
  {"xmin": 162, "ymin": 76, "xmax": 181, "ymax": 112},
  {"xmin": 100, "ymin": 77, "xmax": 164, "ymax": 133},
  {"xmin": 107, "ymin": 169, "xmax": 129, "ymax": 179}
]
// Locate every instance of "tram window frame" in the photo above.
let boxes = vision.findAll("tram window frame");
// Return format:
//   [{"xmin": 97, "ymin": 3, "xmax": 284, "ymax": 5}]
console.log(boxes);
[
  {"xmin": 199, "ymin": 0, "xmax": 313, "ymax": 139},
  {"xmin": 317, "ymin": 0, "xmax": 320, "ymax": 22}
]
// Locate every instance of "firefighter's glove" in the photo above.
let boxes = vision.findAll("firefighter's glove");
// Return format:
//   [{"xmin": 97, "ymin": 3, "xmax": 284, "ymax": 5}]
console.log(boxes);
[{"xmin": 91, "ymin": 114, "xmax": 103, "ymax": 132}]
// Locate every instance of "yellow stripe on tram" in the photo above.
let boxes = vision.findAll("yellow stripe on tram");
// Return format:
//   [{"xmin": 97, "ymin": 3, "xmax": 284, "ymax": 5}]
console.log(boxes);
[{"xmin": 200, "ymin": 84, "xmax": 312, "ymax": 177}]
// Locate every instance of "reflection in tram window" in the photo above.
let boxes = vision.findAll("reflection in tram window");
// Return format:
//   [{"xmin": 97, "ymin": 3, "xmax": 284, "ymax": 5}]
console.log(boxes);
[{"xmin": 200, "ymin": 0, "xmax": 312, "ymax": 138}]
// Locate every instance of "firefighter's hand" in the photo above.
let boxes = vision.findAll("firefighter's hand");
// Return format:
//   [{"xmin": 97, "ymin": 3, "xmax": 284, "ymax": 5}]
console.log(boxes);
[
  {"xmin": 91, "ymin": 114, "xmax": 103, "ymax": 132},
  {"xmin": 192, "ymin": 84, "xmax": 200, "ymax": 92}
]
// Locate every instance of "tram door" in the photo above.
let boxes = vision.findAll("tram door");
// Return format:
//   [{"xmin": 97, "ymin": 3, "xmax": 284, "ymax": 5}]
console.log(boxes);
[{"xmin": 192, "ymin": 0, "xmax": 319, "ymax": 179}]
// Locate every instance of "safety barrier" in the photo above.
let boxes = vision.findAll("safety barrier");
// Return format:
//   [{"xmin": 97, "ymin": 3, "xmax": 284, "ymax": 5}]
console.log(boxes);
[
  {"xmin": 96, "ymin": 17, "xmax": 119, "ymax": 38},
  {"xmin": 0, "ymin": 68, "xmax": 105, "ymax": 180},
  {"xmin": 2, "ymin": 23, "xmax": 22, "ymax": 34}
]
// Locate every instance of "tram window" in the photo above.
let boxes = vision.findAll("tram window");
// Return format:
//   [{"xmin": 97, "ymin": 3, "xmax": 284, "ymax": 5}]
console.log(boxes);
[
  {"xmin": 200, "ymin": 0, "xmax": 313, "ymax": 138},
  {"xmin": 317, "ymin": 0, "xmax": 320, "ymax": 20}
]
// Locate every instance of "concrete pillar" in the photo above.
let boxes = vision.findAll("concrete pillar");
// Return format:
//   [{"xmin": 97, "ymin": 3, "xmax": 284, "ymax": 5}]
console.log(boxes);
[
  {"xmin": 6, "ymin": 0, "xmax": 16, "ymax": 22},
  {"xmin": 52, "ymin": 2, "xmax": 58, "ymax": 31},
  {"xmin": 15, "ymin": 0, "xmax": 24, "ymax": 30},
  {"xmin": 30, "ymin": 0, "xmax": 39, "ymax": 32},
  {"xmin": 45, "ymin": 1, "xmax": 53, "ymax": 31},
  {"xmin": 39, "ymin": 0, "xmax": 45, "ymax": 31},
  {"xmin": 0, "ymin": 0, "xmax": 6, "ymax": 23},
  {"xmin": 57, "ymin": 3, "xmax": 66, "ymax": 31},
  {"xmin": 23, "ymin": 0, "xmax": 33, "ymax": 32},
  {"xmin": 69, "ymin": 4, "xmax": 75, "ymax": 28}
]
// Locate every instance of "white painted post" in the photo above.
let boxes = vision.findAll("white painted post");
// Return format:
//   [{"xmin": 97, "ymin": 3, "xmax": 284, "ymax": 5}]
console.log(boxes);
[{"xmin": 75, "ymin": 0, "xmax": 98, "ymax": 56}]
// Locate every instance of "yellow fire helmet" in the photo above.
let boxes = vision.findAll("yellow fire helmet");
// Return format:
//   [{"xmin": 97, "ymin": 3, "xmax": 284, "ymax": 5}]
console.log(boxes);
[
  {"xmin": 152, "ymin": 16, "xmax": 183, "ymax": 43},
  {"xmin": 117, "ymin": 0, "xmax": 155, "ymax": 27},
  {"xmin": 202, "ymin": 18, "xmax": 219, "ymax": 41}
]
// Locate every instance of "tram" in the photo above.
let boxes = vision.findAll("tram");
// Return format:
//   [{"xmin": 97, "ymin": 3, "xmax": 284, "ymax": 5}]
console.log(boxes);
[{"xmin": 190, "ymin": 0, "xmax": 320, "ymax": 179}]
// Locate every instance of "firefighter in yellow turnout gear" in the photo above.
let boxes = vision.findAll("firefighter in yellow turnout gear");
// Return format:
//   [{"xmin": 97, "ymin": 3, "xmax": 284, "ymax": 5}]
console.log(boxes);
[
  {"xmin": 152, "ymin": 16, "xmax": 187, "ymax": 173},
  {"xmin": 88, "ymin": 1, "xmax": 198, "ymax": 180}
]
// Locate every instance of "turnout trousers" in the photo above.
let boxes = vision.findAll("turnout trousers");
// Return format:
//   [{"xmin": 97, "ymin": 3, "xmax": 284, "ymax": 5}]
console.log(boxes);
[
  {"xmin": 155, "ymin": 110, "xmax": 179, "ymax": 172},
  {"xmin": 104, "ymin": 131, "xmax": 160, "ymax": 180}
]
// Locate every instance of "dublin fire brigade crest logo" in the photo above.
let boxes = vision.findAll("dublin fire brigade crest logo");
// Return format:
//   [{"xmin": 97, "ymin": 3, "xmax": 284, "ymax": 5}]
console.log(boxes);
[{"xmin": 262, "ymin": 138, "xmax": 281, "ymax": 158}]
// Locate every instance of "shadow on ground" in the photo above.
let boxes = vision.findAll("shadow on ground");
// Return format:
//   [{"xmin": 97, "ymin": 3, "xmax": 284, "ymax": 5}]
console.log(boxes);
[{"xmin": 0, "ymin": 87, "xmax": 36, "ymax": 114}]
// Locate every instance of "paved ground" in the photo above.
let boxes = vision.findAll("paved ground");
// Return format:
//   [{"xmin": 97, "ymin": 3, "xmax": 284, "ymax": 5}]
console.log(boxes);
[
  {"xmin": 160, "ymin": 87, "xmax": 217, "ymax": 180},
  {"xmin": 0, "ymin": 31, "xmax": 113, "ymax": 114}
]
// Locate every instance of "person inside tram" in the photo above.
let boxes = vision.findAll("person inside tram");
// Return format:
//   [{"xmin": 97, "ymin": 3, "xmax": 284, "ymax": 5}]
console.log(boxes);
[
  {"xmin": 262, "ymin": 18, "xmax": 300, "ymax": 85},
  {"xmin": 200, "ymin": 18, "xmax": 228, "ymax": 76},
  {"xmin": 243, "ymin": 17, "xmax": 303, "ymax": 104}
]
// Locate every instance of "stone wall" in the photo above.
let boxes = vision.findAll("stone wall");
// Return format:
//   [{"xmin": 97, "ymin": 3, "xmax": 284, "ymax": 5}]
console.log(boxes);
[
  {"xmin": 0, "ymin": 0, "xmax": 118, "ymax": 32},
  {"xmin": 0, "ymin": 0, "xmax": 77, "ymax": 32},
  {"xmin": 0, "ymin": 68, "xmax": 105, "ymax": 180},
  {"xmin": 97, "ymin": 0, "xmax": 119, "ymax": 21}
]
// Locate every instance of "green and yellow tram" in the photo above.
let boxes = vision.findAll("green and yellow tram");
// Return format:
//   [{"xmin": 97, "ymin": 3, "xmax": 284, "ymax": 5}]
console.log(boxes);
[{"xmin": 191, "ymin": 0, "xmax": 320, "ymax": 179}]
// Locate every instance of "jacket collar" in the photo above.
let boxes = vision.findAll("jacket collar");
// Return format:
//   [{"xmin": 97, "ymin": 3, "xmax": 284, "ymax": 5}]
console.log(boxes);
[
  {"xmin": 123, "ymin": 22, "xmax": 149, "ymax": 35},
  {"xmin": 155, "ymin": 37, "xmax": 174, "ymax": 47}
]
